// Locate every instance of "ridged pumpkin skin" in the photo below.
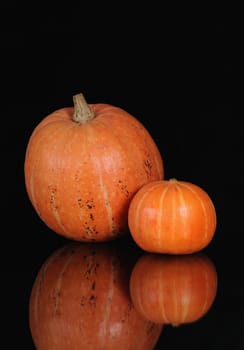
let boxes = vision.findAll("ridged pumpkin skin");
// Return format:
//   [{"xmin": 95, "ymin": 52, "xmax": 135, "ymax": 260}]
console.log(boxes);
[
  {"xmin": 24, "ymin": 94, "xmax": 164, "ymax": 242},
  {"xmin": 29, "ymin": 241, "xmax": 163, "ymax": 350},
  {"xmin": 129, "ymin": 253, "xmax": 218, "ymax": 325},
  {"xmin": 128, "ymin": 179, "xmax": 217, "ymax": 254}
]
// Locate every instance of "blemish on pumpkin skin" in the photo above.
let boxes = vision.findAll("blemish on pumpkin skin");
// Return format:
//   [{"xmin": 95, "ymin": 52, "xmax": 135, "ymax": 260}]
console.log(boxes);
[
  {"xmin": 80, "ymin": 296, "xmax": 86, "ymax": 307},
  {"xmin": 144, "ymin": 159, "xmax": 153, "ymax": 177},
  {"xmin": 48, "ymin": 186, "xmax": 68, "ymax": 234},
  {"xmin": 80, "ymin": 288, "xmax": 96, "ymax": 307},
  {"xmin": 117, "ymin": 180, "xmax": 129, "ymax": 198},
  {"xmin": 49, "ymin": 187, "xmax": 58, "ymax": 210},
  {"xmin": 111, "ymin": 217, "xmax": 117, "ymax": 237},
  {"xmin": 77, "ymin": 198, "xmax": 83, "ymax": 208},
  {"xmin": 84, "ymin": 258, "xmax": 99, "ymax": 279},
  {"xmin": 83, "ymin": 222, "xmax": 99, "ymax": 237},
  {"xmin": 86, "ymin": 198, "xmax": 95, "ymax": 209},
  {"xmin": 147, "ymin": 322, "xmax": 159, "ymax": 335},
  {"xmin": 52, "ymin": 292, "xmax": 62, "ymax": 316},
  {"xmin": 89, "ymin": 294, "xmax": 97, "ymax": 307}
]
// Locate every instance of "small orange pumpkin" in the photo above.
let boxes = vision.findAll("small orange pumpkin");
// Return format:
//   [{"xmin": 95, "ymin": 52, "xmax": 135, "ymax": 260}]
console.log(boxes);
[
  {"xmin": 29, "ymin": 240, "xmax": 163, "ymax": 350},
  {"xmin": 24, "ymin": 93, "xmax": 164, "ymax": 242},
  {"xmin": 129, "ymin": 253, "xmax": 218, "ymax": 325},
  {"xmin": 128, "ymin": 179, "xmax": 217, "ymax": 254}
]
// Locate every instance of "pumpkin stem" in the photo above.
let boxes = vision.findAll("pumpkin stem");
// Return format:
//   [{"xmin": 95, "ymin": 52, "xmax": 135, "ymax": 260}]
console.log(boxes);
[{"xmin": 72, "ymin": 93, "xmax": 95, "ymax": 124}]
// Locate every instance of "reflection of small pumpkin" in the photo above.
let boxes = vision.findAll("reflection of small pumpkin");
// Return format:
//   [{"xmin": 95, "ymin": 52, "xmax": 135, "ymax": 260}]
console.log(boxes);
[
  {"xmin": 29, "ymin": 240, "xmax": 163, "ymax": 350},
  {"xmin": 129, "ymin": 253, "xmax": 217, "ymax": 325},
  {"xmin": 24, "ymin": 93, "xmax": 164, "ymax": 242},
  {"xmin": 128, "ymin": 179, "xmax": 217, "ymax": 254}
]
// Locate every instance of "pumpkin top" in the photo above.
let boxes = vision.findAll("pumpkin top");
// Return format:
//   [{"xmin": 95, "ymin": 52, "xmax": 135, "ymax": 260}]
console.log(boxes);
[{"xmin": 72, "ymin": 93, "xmax": 95, "ymax": 124}]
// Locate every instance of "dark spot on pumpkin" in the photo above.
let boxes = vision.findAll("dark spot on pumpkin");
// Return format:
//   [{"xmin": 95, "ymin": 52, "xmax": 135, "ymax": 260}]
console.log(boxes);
[
  {"xmin": 80, "ymin": 296, "xmax": 86, "ymax": 306},
  {"xmin": 49, "ymin": 187, "xmax": 58, "ymax": 208},
  {"xmin": 90, "ymin": 213, "xmax": 94, "ymax": 220},
  {"xmin": 147, "ymin": 322, "xmax": 158, "ymax": 334},
  {"xmin": 83, "ymin": 221, "xmax": 99, "ymax": 238},
  {"xmin": 77, "ymin": 198, "xmax": 83, "ymax": 208},
  {"xmin": 52, "ymin": 291, "xmax": 62, "ymax": 315},
  {"xmin": 86, "ymin": 198, "xmax": 95, "ymax": 209},
  {"xmin": 84, "ymin": 259, "xmax": 99, "ymax": 279},
  {"xmin": 144, "ymin": 159, "xmax": 152, "ymax": 169},
  {"xmin": 144, "ymin": 159, "xmax": 152, "ymax": 177},
  {"xmin": 110, "ymin": 217, "xmax": 117, "ymax": 237},
  {"xmin": 94, "ymin": 263, "xmax": 99, "ymax": 273},
  {"xmin": 89, "ymin": 294, "xmax": 97, "ymax": 307},
  {"xmin": 118, "ymin": 179, "xmax": 129, "ymax": 198},
  {"xmin": 91, "ymin": 281, "xmax": 96, "ymax": 290}
]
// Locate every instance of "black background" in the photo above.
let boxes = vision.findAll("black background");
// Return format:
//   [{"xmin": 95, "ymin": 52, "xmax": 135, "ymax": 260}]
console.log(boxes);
[{"xmin": 1, "ymin": 3, "xmax": 239, "ymax": 349}]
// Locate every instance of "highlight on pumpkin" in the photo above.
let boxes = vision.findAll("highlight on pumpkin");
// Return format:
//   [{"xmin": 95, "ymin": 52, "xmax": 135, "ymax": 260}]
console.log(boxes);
[
  {"xmin": 128, "ymin": 179, "xmax": 217, "ymax": 254},
  {"xmin": 129, "ymin": 252, "xmax": 218, "ymax": 326},
  {"xmin": 24, "ymin": 92, "xmax": 164, "ymax": 242},
  {"xmin": 29, "ymin": 240, "xmax": 163, "ymax": 350}
]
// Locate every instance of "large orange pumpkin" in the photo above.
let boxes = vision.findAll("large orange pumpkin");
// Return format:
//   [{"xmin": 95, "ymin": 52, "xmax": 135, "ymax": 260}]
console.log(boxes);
[
  {"xmin": 29, "ymin": 240, "xmax": 163, "ymax": 350},
  {"xmin": 24, "ymin": 93, "xmax": 164, "ymax": 242},
  {"xmin": 129, "ymin": 253, "xmax": 218, "ymax": 325},
  {"xmin": 128, "ymin": 178, "xmax": 217, "ymax": 254}
]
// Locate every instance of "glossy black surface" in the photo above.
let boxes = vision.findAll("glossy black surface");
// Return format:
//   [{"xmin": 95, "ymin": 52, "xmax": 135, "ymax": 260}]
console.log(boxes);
[{"xmin": 2, "ymin": 5, "xmax": 238, "ymax": 349}]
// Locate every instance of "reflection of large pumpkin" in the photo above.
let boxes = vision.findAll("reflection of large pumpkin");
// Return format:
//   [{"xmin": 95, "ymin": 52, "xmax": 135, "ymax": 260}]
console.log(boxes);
[
  {"xmin": 129, "ymin": 253, "xmax": 217, "ymax": 325},
  {"xmin": 24, "ymin": 93, "xmax": 164, "ymax": 242},
  {"xmin": 29, "ymin": 240, "xmax": 163, "ymax": 350}
]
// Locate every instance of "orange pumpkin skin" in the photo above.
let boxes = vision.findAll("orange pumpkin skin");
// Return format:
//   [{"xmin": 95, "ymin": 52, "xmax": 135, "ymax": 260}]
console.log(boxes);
[
  {"xmin": 129, "ymin": 253, "xmax": 218, "ymax": 325},
  {"xmin": 29, "ymin": 241, "xmax": 163, "ymax": 350},
  {"xmin": 24, "ymin": 94, "xmax": 164, "ymax": 242},
  {"xmin": 128, "ymin": 179, "xmax": 217, "ymax": 254}
]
